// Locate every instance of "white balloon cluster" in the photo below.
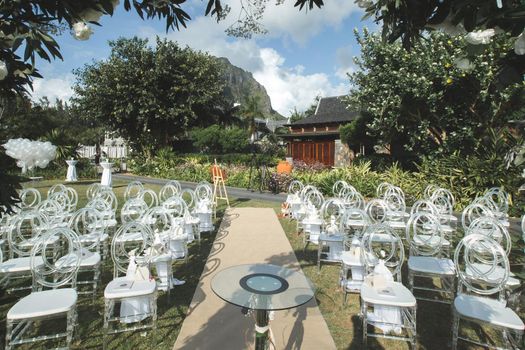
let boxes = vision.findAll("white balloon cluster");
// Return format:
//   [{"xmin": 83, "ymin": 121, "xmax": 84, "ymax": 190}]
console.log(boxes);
[{"xmin": 3, "ymin": 138, "xmax": 56, "ymax": 173}]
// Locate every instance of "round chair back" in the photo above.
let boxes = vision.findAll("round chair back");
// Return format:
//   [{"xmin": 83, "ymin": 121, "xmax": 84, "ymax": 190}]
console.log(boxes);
[
  {"xmin": 195, "ymin": 182, "xmax": 213, "ymax": 203},
  {"xmin": 361, "ymin": 224, "xmax": 404, "ymax": 280},
  {"xmin": 121, "ymin": 199, "xmax": 149, "ymax": 224},
  {"xmin": 31, "ymin": 227, "xmax": 81, "ymax": 289},
  {"xmin": 288, "ymin": 180, "xmax": 304, "ymax": 195},
  {"xmin": 467, "ymin": 216, "xmax": 511, "ymax": 256},
  {"xmin": 19, "ymin": 188, "xmax": 41, "ymax": 210},
  {"xmin": 8, "ymin": 210, "xmax": 48, "ymax": 257},
  {"xmin": 454, "ymin": 233, "xmax": 509, "ymax": 296},
  {"xmin": 461, "ymin": 203, "xmax": 493, "ymax": 232},
  {"xmin": 138, "ymin": 189, "xmax": 159, "ymax": 208},
  {"xmin": 86, "ymin": 183, "xmax": 102, "ymax": 201},
  {"xmin": 111, "ymin": 222, "xmax": 154, "ymax": 276},
  {"xmin": 124, "ymin": 181, "xmax": 144, "ymax": 202},
  {"xmin": 47, "ymin": 184, "xmax": 67, "ymax": 198},
  {"xmin": 159, "ymin": 180, "xmax": 182, "ymax": 203},
  {"xmin": 365, "ymin": 199, "xmax": 388, "ymax": 224},
  {"xmin": 332, "ymin": 180, "xmax": 349, "ymax": 198},
  {"xmin": 343, "ymin": 190, "xmax": 365, "ymax": 210},
  {"xmin": 406, "ymin": 212, "xmax": 443, "ymax": 256},
  {"xmin": 162, "ymin": 196, "xmax": 186, "ymax": 218},
  {"xmin": 69, "ymin": 207, "xmax": 103, "ymax": 250}
]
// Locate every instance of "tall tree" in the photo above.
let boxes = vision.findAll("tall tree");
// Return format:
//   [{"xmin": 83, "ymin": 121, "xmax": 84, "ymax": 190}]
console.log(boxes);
[
  {"xmin": 346, "ymin": 29, "xmax": 524, "ymax": 161},
  {"xmin": 72, "ymin": 37, "xmax": 226, "ymax": 156}
]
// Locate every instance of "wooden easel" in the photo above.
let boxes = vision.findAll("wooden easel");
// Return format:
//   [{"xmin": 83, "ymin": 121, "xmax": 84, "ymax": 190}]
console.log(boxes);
[{"xmin": 212, "ymin": 159, "xmax": 230, "ymax": 216}]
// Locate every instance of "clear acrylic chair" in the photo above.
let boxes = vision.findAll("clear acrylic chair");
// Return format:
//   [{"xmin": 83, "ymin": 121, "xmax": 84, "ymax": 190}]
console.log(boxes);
[
  {"xmin": 68, "ymin": 207, "xmax": 103, "ymax": 299},
  {"xmin": 452, "ymin": 234, "xmax": 524, "ymax": 349},
  {"xmin": 180, "ymin": 189, "xmax": 200, "ymax": 243},
  {"xmin": 410, "ymin": 199, "xmax": 454, "ymax": 242},
  {"xmin": 430, "ymin": 188, "xmax": 458, "ymax": 229},
  {"xmin": 467, "ymin": 216, "xmax": 521, "ymax": 308},
  {"xmin": 286, "ymin": 180, "xmax": 304, "ymax": 219},
  {"xmin": 302, "ymin": 189, "xmax": 324, "ymax": 247},
  {"xmin": 340, "ymin": 208, "xmax": 369, "ymax": 301},
  {"xmin": 0, "ymin": 210, "xmax": 48, "ymax": 293},
  {"xmin": 406, "ymin": 212, "xmax": 455, "ymax": 303},
  {"xmin": 317, "ymin": 198, "xmax": 346, "ymax": 270},
  {"xmin": 383, "ymin": 190, "xmax": 408, "ymax": 230},
  {"xmin": 194, "ymin": 182, "xmax": 214, "ymax": 232},
  {"xmin": 365, "ymin": 199, "xmax": 388, "ymax": 224},
  {"xmin": 5, "ymin": 227, "xmax": 81, "ymax": 350},
  {"xmin": 360, "ymin": 225, "xmax": 417, "ymax": 349},
  {"xmin": 103, "ymin": 222, "xmax": 157, "ymax": 350}
]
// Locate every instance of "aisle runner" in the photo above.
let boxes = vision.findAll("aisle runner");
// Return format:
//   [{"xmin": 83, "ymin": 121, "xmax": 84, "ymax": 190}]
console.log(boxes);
[{"xmin": 173, "ymin": 207, "xmax": 336, "ymax": 350}]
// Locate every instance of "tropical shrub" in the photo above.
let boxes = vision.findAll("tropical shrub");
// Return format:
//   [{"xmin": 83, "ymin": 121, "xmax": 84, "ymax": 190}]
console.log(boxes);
[{"xmin": 190, "ymin": 126, "xmax": 250, "ymax": 154}]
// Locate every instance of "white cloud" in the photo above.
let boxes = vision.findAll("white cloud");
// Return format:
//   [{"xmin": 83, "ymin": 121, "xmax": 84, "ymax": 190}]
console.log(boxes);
[
  {"xmin": 255, "ymin": 0, "xmax": 360, "ymax": 45},
  {"xmin": 138, "ymin": 2, "xmax": 356, "ymax": 116},
  {"xmin": 31, "ymin": 74, "xmax": 75, "ymax": 103},
  {"xmin": 254, "ymin": 48, "xmax": 347, "ymax": 114},
  {"xmin": 335, "ymin": 45, "xmax": 357, "ymax": 79}
]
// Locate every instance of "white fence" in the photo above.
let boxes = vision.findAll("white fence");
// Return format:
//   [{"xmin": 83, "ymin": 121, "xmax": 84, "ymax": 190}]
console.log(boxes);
[{"xmin": 78, "ymin": 145, "xmax": 128, "ymax": 159}]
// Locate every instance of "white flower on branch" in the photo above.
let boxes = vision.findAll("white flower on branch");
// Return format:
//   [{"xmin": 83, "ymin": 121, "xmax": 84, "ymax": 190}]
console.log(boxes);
[
  {"xmin": 454, "ymin": 57, "xmax": 474, "ymax": 71},
  {"xmin": 0, "ymin": 60, "xmax": 7, "ymax": 80},
  {"xmin": 355, "ymin": 0, "xmax": 373, "ymax": 8},
  {"xmin": 72, "ymin": 22, "xmax": 93, "ymax": 41},
  {"xmin": 515, "ymin": 31, "xmax": 525, "ymax": 55},
  {"xmin": 465, "ymin": 29, "xmax": 496, "ymax": 45}
]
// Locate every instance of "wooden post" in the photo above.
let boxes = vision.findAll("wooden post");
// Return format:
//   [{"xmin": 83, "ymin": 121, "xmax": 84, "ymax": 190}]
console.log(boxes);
[{"xmin": 212, "ymin": 159, "xmax": 230, "ymax": 216}]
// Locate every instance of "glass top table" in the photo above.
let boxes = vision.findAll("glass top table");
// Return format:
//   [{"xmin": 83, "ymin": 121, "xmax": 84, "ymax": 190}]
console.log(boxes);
[{"xmin": 211, "ymin": 264, "xmax": 315, "ymax": 350}]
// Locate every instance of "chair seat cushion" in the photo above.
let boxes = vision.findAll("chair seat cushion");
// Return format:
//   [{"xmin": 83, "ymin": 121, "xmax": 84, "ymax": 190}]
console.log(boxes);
[
  {"xmin": 408, "ymin": 256, "xmax": 455, "ymax": 275},
  {"xmin": 454, "ymin": 294, "xmax": 524, "ymax": 330},
  {"xmin": 7, "ymin": 288, "xmax": 77, "ymax": 320},
  {"xmin": 0, "ymin": 256, "xmax": 44, "ymax": 273},
  {"xmin": 55, "ymin": 250, "xmax": 101, "ymax": 268},
  {"xmin": 361, "ymin": 281, "xmax": 416, "ymax": 307},
  {"xmin": 104, "ymin": 277, "xmax": 157, "ymax": 299}
]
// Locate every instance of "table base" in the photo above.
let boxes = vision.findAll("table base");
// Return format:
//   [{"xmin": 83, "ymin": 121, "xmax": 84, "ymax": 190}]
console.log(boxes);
[{"xmin": 255, "ymin": 309, "xmax": 269, "ymax": 350}]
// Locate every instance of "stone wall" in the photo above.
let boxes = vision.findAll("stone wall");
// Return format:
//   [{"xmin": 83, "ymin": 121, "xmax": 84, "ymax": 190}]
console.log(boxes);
[{"xmin": 334, "ymin": 139, "xmax": 354, "ymax": 167}]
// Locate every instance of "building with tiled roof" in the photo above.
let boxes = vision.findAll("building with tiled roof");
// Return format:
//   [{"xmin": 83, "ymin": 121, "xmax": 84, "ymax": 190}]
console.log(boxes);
[{"xmin": 281, "ymin": 95, "xmax": 358, "ymax": 167}]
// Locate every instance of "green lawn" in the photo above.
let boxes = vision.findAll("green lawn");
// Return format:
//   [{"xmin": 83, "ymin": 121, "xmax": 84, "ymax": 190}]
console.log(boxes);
[{"xmin": 1, "ymin": 179, "xmax": 523, "ymax": 349}]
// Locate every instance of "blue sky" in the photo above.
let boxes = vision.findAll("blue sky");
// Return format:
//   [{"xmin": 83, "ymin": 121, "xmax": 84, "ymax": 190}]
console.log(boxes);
[{"xmin": 34, "ymin": 0, "xmax": 375, "ymax": 117}]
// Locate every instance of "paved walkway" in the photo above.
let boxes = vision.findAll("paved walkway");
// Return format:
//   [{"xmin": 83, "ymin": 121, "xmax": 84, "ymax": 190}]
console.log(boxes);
[
  {"xmin": 114, "ymin": 173, "xmax": 286, "ymax": 203},
  {"xmin": 173, "ymin": 207, "xmax": 336, "ymax": 350}
]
